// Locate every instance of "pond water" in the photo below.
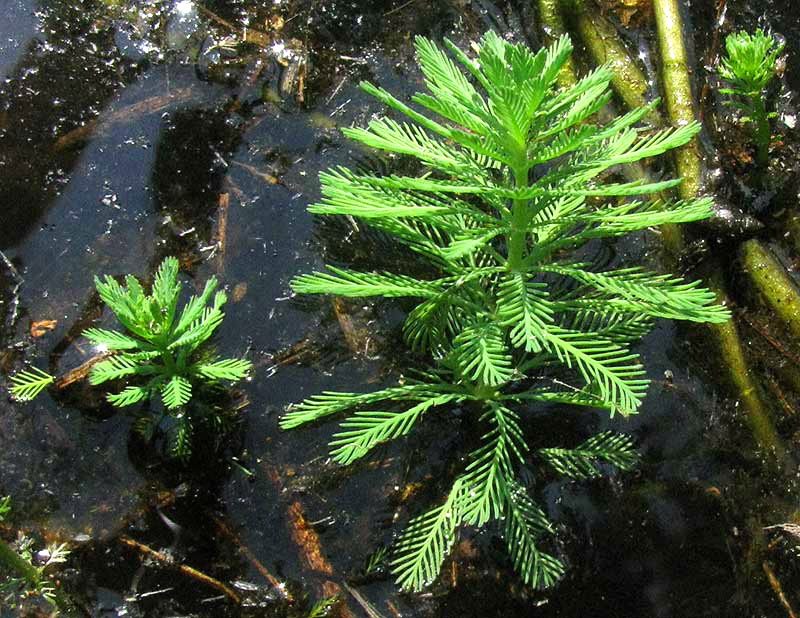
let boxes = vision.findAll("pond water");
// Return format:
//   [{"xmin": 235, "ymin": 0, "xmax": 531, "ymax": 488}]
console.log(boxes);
[{"xmin": 1, "ymin": 0, "xmax": 800, "ymax": 617}]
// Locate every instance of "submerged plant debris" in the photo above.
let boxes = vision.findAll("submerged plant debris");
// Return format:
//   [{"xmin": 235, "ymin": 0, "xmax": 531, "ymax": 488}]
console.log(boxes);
[{"xmin": 0, "ymin": 0, "xmax": 799, "ymax": 617}]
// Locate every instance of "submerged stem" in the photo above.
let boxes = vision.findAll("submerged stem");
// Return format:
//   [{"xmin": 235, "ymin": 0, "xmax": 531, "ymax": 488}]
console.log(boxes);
[
  {"xmin": 752, "ymin": 96, "xmax": 771, "ymax": 168},
  {"xmin": 652, "ymin": 0, "xmax": 702, "ymax": 201}
]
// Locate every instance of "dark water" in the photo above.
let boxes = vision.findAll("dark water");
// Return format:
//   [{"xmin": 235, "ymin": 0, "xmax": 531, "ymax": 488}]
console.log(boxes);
[{"xmin": 1, "ymin": 1, "xmax": 800, "ymax": 617}]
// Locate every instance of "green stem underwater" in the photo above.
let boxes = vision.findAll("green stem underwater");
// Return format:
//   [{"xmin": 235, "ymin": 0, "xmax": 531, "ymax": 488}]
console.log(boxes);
[
  {"xmin": 752, "ymin": 96, "xmax": 770, "ymax": 168},
  {"xmin": 507, "ymin": 165, "xmax": 531, "ymax": 272}
]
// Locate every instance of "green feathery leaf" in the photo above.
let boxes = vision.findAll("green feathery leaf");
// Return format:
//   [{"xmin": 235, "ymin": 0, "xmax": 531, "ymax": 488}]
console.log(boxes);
[
  {"xmin": 293, "ymin": 266, "xmax": 445, "ymax": 298},
  {"xmin": 83, "ymin": 328, "xmax": 143, "ymax": 351},
  {"xmin": 281, "ymin": 383, "xmax": 448, "ymax": 429},
  {"xmin": 282, "ymin": 30, "xmax": 730, "ymax": 593},
  {"xmin": 452, "ymin": 320, "xmax": 515, "ymax": 387},
  {"xmin": 107, "ymin": 384, "xmax": 152, "ymax": 407},
  {"xmin": 461, "ymin": 403, "xmax": 527, "ymax": 526},
  {"xmin": 538, "ymin": 431, "xmax": 639, "ymax": 479},
  {"xmin": 89, "ymin": 355, "xmax": 155, "ymax": 385},
  {"xmin": 542, "ymin": 328, "xmax": 648, "ymax": 416},
  {"xmin": 9, "ymin": 367, "xmax": 55, "ymax": 401},
  {"xmin": 161, "ymin": 375, "xmax": 192, "ymax": 409},
  {"xmin": 496, "ymin": 274, "xmax": 553, "ymax": 352},
  {"xmin": 504, "ymin": 480, "xmax": 565, "ymax": 589},
  {"xmin": 193, "ymin": 358, "xmax": 253, "ymax": 381},
  {"xmin": 392, "ymin": 479, "xmax": 467, "ymax": 591},
  {"xmin": 330, "ymin": 394, "xmax": 462, "ymax": 465}
]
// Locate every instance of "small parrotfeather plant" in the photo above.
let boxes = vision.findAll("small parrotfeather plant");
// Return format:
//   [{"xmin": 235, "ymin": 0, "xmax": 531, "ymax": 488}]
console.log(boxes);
[
  {"xmin": 10, "ymin": 257, "xmax": 252, "ymax": 457},
  {"xmin": 281, "ymin": 32, "xmax": 730, "ymax": 591},
  {"xmin": 718, "ymin": 29, "xmax": 785, "ymax": 168}
]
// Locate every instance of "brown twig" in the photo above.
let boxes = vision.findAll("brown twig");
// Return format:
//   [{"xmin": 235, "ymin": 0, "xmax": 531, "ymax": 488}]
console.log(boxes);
[
  {"xmin": 230, "ymin": 160, "xmax": 281, "ymax": 185},
  {"xmin": 212, "ymin": 515, "xmax": 292, "ymax": 602},
  {"xmin": 262, "ymin": 463, "xmax": 353, "ymax": 616},
  {"xmin": 215, "ymin": 192, "xmax": 229, "ymax": 274},
  {"xmin": 119, "ymin": 535, "xmax": 241, "ymax": 604},
  {"xmin": 54, "ymin": 89, "xmax": 195, "ymax": 151},
  {"xmin": 737, "ymin": 311, "xmax": 800, "ymax": 368},
  {"xmin": 55, "ymin": 352, "xmax": 112, "ymax": 389},
  {"xmin": 763, "ymin": 560, "xmax": 798, "ymax": 618},
  {"xmin": 196, "ymin": 5, "xmax": 272, "ymax": 47},
  {"xmin": 343, "ymin": 583, "xmax": 387, "ymax": 618}
]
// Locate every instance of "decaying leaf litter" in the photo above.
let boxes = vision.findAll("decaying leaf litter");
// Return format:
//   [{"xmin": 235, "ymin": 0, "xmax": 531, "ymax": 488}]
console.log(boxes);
[{"xmin": 1, "ymin": 0, "xmax": 800, "ymax": 616}]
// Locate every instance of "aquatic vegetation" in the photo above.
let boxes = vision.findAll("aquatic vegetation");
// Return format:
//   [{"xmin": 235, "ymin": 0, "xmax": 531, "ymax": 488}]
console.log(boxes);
[
  {"xmin": 282, "ymin": 31, "xmax": 730, "ymax": 591},
  {"xmin": 718, "ymin": 29, "xmax": 785, "ymax": 168},
  {"xmin": 10, "ymin": 257, "xmax": 252, "ymax": 457},
  {"xmin": 84, "ymin": 256, "xmax": 252, "ymax": 455},
  {"xmin": 0, "ymin": 496, "xmax": 70, "ymax": 611},
  {"xmin": 306, "ymin": 594, "xmax": 340, "ymax": 618}
]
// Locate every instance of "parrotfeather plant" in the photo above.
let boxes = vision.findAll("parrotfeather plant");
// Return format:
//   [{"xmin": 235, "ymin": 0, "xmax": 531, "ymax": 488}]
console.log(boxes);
[
  {"xmin": 10, "ymin": 257, "xmax": 252, "ymax": 457},
  {"xmin": 282, "ymin": 32, "xmax": 730, "ymax": 591},
  {"xmin": 718, "ymin": 29, "xmax": 785, "ymax": 168}
]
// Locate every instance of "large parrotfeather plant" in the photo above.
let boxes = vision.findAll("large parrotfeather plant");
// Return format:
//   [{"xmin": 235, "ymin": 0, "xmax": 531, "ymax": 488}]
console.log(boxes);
[{"xmin": 281, "ymin": 32, "xmax": 730, "ymax": 591}]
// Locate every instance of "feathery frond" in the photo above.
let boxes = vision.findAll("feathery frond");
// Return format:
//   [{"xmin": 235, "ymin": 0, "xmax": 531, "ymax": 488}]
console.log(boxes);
[
  {"xmin": 83, "ymin": 328, "xmax": 144, "ymax": 350},
  {"xmin": 9, "ymin": 367, "xmax": 55, "ymax": 401},
  {"xmin": 162, "ymin": 375, "xmax": 192, "ymax": 409},
  {"xmin": 452, "ymin": 321, "xmax": 514, "ymax": 386},
  {"xmin": 392, "ymin": 479, "xmax": 467, "ymax": 591},
  {"xmin": 293, "ymin": 266, "xmax": 444, "ymax": 298},
  {"xmin": 52, "ymin": 257, "xmax": 253, "ymax": 457},
  {"xmin": 107, "ymin": 384, "xmax": 152, "ymax": 407},
  {"xmin": 193, "ymin": 358, "xmax": 252, "ymax": 381},
  {"xmin": 281, "ymin": 383, "xmax": 448, "ymax": 429},
  {"xmin": 538, "ymin": 432, "xmax": 639, "ymax": 479},
  {"xmin": 504, "ymin": 480, "xmax": 565, "ymax": 589},
  {"xmin": 330, "ymin": 394, "xmax": 462, "ymax": 464}
]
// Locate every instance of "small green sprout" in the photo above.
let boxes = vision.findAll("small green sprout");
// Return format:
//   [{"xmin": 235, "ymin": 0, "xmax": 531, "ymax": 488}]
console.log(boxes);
[
  {"xmin": 0, "ymin": 496, "xmax": 70, "ymax": 611},
  {"xmin": 9, "ymin": 257, "xmax": 252, "ymax": 458},
  {"xmin": 307, "ymin": 594, "xmax": 340, "ymax": 618},
  {"xmin": 86, "ymin": 256, "xmax": 252, "ymax": 411},
  {"xmin": 85, "ymin": 256, "xmax": 252, "ymax": 456},
  {"xmin": 718, "ymin": 29, "xmax": 785, "ymax": 168}
]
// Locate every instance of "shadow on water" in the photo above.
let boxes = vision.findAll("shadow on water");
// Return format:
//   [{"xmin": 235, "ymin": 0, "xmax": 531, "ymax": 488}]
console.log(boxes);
[{"xmin": 1, "ymin": 0, "xmax": 800, "ymax": 616}]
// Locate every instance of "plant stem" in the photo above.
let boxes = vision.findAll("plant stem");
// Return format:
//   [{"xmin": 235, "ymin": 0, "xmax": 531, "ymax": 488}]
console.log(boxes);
[
  {"xmin": 162, "ymin": 350, "xmax": 177, "ymax": 373},
  {"xmin": 0, "ymin": 537, "xmax": 40, "ymax": 583},
  {"xmin": 507, "ymin": 164, "xmax": 530, "ymax": 272},
  {"xmin": 708, "ymin": 272, "xmax": 784, "ymax": 459},
  {"xmin": 752, "ymin": 96, "xmax": 770, "ymax": 168},
  {"xmin": 741, "ymin": 240, "xmax": 800, "ymax": 340},
  {"xmin": 537, "ymin": 0, "xmax": 580, "ymax": 88},
  {"xmin": 559, "ymin": 0, "xmax": 683, "ymax": 252},
  {"xmin": 652, "ymin": 0, "xmax": 702, "ymax": 201}
]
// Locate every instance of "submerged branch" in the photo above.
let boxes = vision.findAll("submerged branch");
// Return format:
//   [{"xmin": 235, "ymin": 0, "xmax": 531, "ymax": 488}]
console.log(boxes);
[
  {"xmin": 707, "ymin": 273, "xmax": 784, "ymax": 460},
  {"xmin": 566, "ymin": 0, "xmax": 661, "ymax": 125},
  {"xmin": 652, "ymin": 0, "xmax": 703, "ymax": 200},
  {"xmin": 119, "ymin": 535, "xmax": 242, "ymax": 604},
  {"xmin": 537, "ymin": 0, "xmax": 580, "ymax": 88},
  {"xmin": 740, "ymin": 240, "xmax": 800, "ymax": 341}
]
